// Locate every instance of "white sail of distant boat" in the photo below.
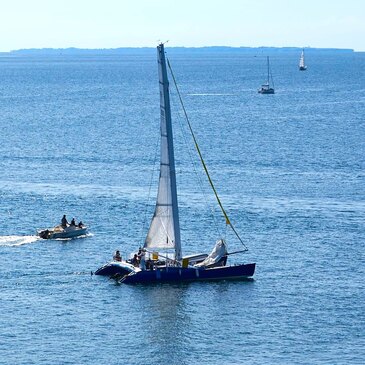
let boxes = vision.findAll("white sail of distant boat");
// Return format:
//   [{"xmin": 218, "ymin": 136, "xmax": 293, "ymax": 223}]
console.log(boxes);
[
  {"xmin": 144, "ymin": 44, "xmax": 182, "ymax": 261},
  {"xmin": 299, "ymin": 49, "xmax": 307, "ymax": 70}
]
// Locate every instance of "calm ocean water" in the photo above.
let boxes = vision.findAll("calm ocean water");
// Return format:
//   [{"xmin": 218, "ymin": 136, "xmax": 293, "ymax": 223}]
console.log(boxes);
[{"xmin": 0, "ymin": 50, "xmax": 364, "ymax": 364}]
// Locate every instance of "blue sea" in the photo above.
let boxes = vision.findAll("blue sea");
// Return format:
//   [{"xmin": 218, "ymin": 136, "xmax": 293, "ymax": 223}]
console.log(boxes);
[{"xmin": 0, "ymin": 49, "xmax": 364, "ymax": 365}]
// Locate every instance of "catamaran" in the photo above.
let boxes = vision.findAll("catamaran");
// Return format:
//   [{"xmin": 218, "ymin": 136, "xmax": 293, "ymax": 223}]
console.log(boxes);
[
  {"xmin": 258, "ymin": 56, "xmax": 275, "ymax": 94},
  {"xmin": 299, "ymin": 49, "xmax": 307, "ymax": 71},
  {"xmin": 95, "ymin": 43, "xmax": 255, "ymax": 284}
]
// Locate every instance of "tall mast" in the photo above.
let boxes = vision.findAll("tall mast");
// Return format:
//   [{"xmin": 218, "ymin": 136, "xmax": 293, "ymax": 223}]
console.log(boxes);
[{"xmin": 144, "ymin": 43, "xmax": 182, "ymax": 261}]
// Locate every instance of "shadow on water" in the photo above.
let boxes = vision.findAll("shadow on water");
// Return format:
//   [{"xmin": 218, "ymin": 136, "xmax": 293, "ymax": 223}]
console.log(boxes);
[{"xmin": 97, "ymin": 279, "xmax": 256, "ymax": 364}]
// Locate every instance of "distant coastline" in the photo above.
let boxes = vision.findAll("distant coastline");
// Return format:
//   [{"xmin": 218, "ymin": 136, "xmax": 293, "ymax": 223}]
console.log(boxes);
[{"xmin": 0, "ymin": 46, "xmax": 356, "ymax": 56}]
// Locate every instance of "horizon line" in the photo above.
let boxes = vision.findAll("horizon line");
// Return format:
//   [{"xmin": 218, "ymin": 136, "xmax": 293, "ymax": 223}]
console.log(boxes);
[{"xmin": 0, "ymin": 45, "xmax": 360, "ymax": 54}]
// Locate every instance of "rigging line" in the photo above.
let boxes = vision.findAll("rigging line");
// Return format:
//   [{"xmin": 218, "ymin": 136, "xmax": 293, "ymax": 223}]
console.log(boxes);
[
  {"xmin": 169, "ymin": 84, "xmax": 222, "ymax": 238},
  {"xmin": 157, "ymin": 214, "xmax": 174, "ymax": 244},
  {"xmin": 140, "ymin": 130, "xmax": 160, "ymax": 244},
  {"xmin": 269, "ymin": 58, "xmax": 275, "ymax": 89},
  {"xmin": 167, "ymin": 57, "xmax": 248, "ymax": 251}
]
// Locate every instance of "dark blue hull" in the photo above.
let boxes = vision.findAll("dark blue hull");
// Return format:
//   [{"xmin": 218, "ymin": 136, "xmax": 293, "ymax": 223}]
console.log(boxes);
[{"xmin": 121, "ymin": 263, "xmax": 255, "ymax": 284}]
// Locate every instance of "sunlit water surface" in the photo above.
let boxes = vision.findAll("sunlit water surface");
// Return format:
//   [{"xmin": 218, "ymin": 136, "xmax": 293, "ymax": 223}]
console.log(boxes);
[{"xmin": 0, "ymin": 50, "xmax": 364, "ymax": 364}]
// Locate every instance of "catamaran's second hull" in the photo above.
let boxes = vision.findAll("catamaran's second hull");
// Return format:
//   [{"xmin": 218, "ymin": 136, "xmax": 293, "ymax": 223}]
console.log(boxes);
[
  {"xmin": 120, "ymin": 263, "xmax": 256, "ymax": 284},
  {"xmin": 94, "ymin": 261, "xmax": 138, "ymax": 276}
]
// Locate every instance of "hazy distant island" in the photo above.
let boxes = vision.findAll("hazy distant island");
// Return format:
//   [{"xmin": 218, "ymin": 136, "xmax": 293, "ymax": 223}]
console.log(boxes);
[{"xmin": 0, "ymin": 46, "xmax": 355, "ymax": 56}]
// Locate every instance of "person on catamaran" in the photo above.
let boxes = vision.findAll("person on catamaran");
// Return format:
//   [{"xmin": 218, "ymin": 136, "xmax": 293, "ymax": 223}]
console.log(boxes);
[
  {"xmin": 78, "ymin": 221, "xmax": 83, "ymax": 228},
  {"xmin": 113, "ymin": 250, "xmax": 122, "ymax": 262},
  {"xmin": 61, "ymin": 215, "xmax": 68, "ymax": 228},
  {"xmin": 70, "ymin": 218, "xmax": 76, "ymax": 226},
  {"xmin": 132, "ymin": 254, "xmax": 139, "ymax": 267},
  {"xmin": 139, "ymin": 249, "xmax": 146, "ymax": 270}
]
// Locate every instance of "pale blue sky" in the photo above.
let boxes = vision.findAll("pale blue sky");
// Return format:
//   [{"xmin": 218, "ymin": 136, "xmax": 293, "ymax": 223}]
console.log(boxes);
[{"xmin": 0, "ymin": 0, "xmax": 364, "ymax": 52}]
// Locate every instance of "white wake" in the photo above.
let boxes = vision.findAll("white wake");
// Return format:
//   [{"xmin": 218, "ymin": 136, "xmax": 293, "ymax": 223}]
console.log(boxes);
[{"xmin": 0, "ymin": 235, "xmax": 39, "ymax": 247}]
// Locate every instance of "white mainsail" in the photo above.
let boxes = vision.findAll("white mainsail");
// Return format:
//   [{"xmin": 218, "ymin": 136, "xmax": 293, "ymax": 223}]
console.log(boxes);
[
  {"xmin": 144, "ymin": 43, "xmax": 182, "ymax": 261},
  {"xmin": 299, "ymin": 50, "xmax": 306, "ymax": 69}
]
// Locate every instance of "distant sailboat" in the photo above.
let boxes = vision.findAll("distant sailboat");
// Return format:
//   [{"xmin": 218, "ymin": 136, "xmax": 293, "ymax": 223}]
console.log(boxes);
[
  {"xmin": 95, "ymin": 43, "xmax": 256, "ymax": 283},
  {"xmin": 299, "ymin": 49, "xmax": 307, "ymax": 71},
  {"xmin": 258, "ymin": 56, "xmax": 275, "ymax": 94}
]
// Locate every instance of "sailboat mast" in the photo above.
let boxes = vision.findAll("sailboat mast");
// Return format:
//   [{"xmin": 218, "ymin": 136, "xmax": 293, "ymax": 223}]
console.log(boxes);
[
  {"xmin": 156, "ymin": 43, "xmax": 182, "ymax": 261},
  {"xmin": 267, "ymin": 56, "xmax": 270, "ymax": 86}
]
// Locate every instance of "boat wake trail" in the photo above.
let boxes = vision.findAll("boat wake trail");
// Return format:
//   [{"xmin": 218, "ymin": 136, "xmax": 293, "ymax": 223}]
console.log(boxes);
[
  {"xmin": 0, "ymin": 235, "xmax": 39, "ymax": 247},
  {"xmin": 188, "ymin": 93, "xmax": 234, "ymax": 96}
]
